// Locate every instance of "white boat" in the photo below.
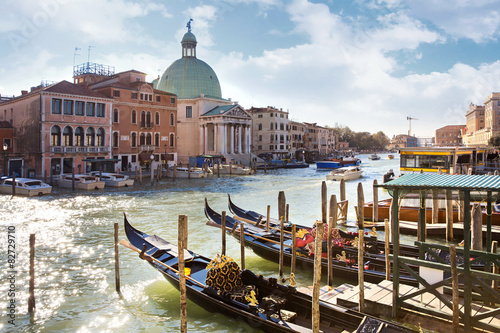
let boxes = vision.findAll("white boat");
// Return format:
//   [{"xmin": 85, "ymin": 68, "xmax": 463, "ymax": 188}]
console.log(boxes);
[
  {"xmin": 166, "ymin": 167, "xmax": 209, "ymax": 178},
  {"xmin": 89, "ymin": 172, "xmax": 134, "ymax": 187},
  {"xmin": 57, "ymin": 174, "xmax": 106, "ymax": 190},
  {"xmin": 326, "ymin": 166, "xmax": 363, "ymax": 181},
  {"xmin": 210, "ymin": 164, "xmax": 255, "ymax": 175},
  {"xmin": 0, "ymin": 177, "xmax": 52, "ymax": 196},
  {"xmin": 368, "ymin": 154, "xmax": 381, "ymax": 160}
]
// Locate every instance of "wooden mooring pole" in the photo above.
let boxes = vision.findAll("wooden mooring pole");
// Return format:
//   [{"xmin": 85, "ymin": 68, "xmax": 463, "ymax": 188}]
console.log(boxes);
[
  {"xmin": 312, "ymin": 221, "xmax": 323, "ymax": 333},
  {"xmin": 279, "ymin": 217, "xmax": 284, "ymax": 278},
  {"xmin": 450, "ymin": 244, "xmax": 459, "ymax": 333},
  {"xmin": 291, "ymin": 224, "xmax": 296, "ymax": 278},
  {"xmin": 385, "ymin": 218, "xmax": 390, "ymax": 281},
  {"xmin": 266, "ymin": 205, "xmax": 271, "ymax": 232},
  {"xmin": 357, "ymin": 182, "xmax": 365, "ymax": 312},
  {"xmin": 221, "ymin": 211, "xmax": 227, "ymax": 256},
  {"xmin": 28, "ymin": 233, "xmax": 35, "ymax": 315},
  {"xmin": 240, "ymin": 224, "xmax": 245, "ymax": 271},
  {"xmin": 178, "ymin": 215, "xmax": 188, "ymax": 333},
  {"xmin": 373, "ymin": 179, "xmax": 378, "ymax": 222},
  {"xmin": 114, "ymin": 222, "xmax": 121, "ymax": 294}
]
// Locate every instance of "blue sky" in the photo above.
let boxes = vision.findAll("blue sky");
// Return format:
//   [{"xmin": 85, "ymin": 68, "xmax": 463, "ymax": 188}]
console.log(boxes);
[{"xmin": 1, "ymin": 0, "xmax": 500, "ymax": 138}]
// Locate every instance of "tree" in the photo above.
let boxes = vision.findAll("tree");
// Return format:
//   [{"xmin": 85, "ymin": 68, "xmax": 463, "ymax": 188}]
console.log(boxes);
[{"xmin": 489, "ymin": 136, "xmax": 500, "ymax": 147}]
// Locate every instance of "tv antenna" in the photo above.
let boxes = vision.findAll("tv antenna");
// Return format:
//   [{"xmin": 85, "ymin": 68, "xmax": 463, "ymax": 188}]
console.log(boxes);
[
  {"xmin": 407, "ymin": 116, "xmax": 418, "ymax": 136},
  {"xmin": 87, "ymin": 45, "xmax": 95, "ymax": 63},
  {"xmin": 73, "ymin": 47, "xmax": 81, "ymax": 67}
]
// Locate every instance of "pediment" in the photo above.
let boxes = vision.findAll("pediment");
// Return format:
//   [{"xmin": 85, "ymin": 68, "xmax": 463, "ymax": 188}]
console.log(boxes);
[{"xmin": 225, "ymin": 105, "xmax": 251, "ymax": 119}]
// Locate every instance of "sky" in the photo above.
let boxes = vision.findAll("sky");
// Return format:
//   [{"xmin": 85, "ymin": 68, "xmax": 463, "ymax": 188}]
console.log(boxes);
[{"xmin": 1, "ymin": 0, "xmax": 500, "ymax": 138}]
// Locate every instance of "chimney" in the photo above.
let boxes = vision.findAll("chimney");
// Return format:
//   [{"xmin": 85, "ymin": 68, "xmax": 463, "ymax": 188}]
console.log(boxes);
[{"xmin": 21, "ymin": 90, "xmax": 28, "ymax": 95}]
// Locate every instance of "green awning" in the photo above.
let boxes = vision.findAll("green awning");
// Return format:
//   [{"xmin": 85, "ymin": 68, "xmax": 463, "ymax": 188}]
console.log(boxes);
[{"xmin": 82, "ymin": 159, "xmax": 120, "ymax": 163}]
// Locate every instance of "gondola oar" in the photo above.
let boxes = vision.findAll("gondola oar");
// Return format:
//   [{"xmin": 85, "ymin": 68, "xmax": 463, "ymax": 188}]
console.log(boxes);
[{"xmin": 119, "ymin": 239, "xmax": 205, "ymax": 288}]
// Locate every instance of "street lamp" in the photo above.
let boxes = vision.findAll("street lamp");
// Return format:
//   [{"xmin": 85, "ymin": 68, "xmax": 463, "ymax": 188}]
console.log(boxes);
[
  {"xmin": 3, "ymin": 143, "xmax": 7, "ymax": 176},
  {"xmin": 150, "ymin": 154, "xmax": 154, "ymax": 171}
]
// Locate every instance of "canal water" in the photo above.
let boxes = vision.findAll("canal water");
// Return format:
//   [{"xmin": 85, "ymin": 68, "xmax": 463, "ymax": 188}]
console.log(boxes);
[{"xmin": 1, "ymin": 154, "xmax": 407, "ymax": 332}]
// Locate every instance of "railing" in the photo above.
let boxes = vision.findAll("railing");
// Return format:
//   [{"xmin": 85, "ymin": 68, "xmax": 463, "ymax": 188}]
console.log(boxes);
[
  {"xmin": 139, "ymin": 145, "xmax": 156, "ymax": 152},
  {"xmin": 50, "ymin": 146, "xmax": 111, "ymax": 153}
]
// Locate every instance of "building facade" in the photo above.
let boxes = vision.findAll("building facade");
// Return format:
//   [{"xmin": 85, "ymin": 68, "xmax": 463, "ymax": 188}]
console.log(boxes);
[
  {"xmin": 249, "ymin": 106, "xmax": 289, "ymax": 159},
  {"xmin": 462, "ymin": 93, "xmax": 500, "ymax": 147},
  {"xmin": 0, "ymin": 80, "xmax": 113, "ymax": 177},
  {"xmin": 0, "ymin": 121, "xmax": 14, "ymax": 176},
  {"xmin": 435, "ymin": 125, "xmax": 465, "ymax": 146}
]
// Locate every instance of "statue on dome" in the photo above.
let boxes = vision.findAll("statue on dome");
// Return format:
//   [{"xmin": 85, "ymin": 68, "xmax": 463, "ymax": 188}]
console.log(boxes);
[{"xmin": 187, "ymin": 18, "xmax": 193, "ymax": 32}]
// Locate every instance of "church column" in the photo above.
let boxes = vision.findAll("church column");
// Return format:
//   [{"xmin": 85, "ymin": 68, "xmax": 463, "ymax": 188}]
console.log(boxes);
[
  {"xmin": 199, "ymin": 125, "xmax": 204, "ymax": 155},
  {"xmin": 204, "ymin": 124, "xmax": 208, "ymax": 154},
  {"xmin": 230, "ymin": 124, "xmax": 234, "ymax": 154},
  {"xmin": 246, "ymin": 124, "xmax": 251, "ymax": 154},
  {"xmin": 214, "ymin": 123, "xmax": 218, "ymax": 153},
  {"xmin": 221, "ymin": 124, "xmax": 226, "ymax": 154},
  {"xmin": 238, "ymin": 124, "xmax": 242, "ymax": 154}
]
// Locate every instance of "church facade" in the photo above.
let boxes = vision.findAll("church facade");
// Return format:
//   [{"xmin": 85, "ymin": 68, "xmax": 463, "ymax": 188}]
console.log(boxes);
[{"xmin": 154, "ymin": 22, "xmax": 252, "ymax": 165}]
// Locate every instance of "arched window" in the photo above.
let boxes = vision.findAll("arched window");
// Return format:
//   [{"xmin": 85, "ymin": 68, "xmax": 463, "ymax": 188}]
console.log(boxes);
[
  {"xmin": 270, "ymin": 123, "xmax": 273, "ymax": 130},
  {"xmin": 155, "ymin": 112, "xmax": 160, "ymax": 125},
  {"xmin": 146, "ymin": 111, "xmax": 152, "ymax": 128},
  {"xmin": 131, "ymin": 132, "xmax": 137, "ymax": 147},
  {"xmin": 75, "ymin": 127, "xmax": 84, "ymax": 146},
  {"xmin": 96, "ymin": 128, "xmax": 105, "ymax": 146},
  {"xmin": 146, "ymin": 133, "xmax": 152, "ymax": 145},
  {"xmin": 258, "ymin": 124, "xmax": 262, "ymax": 130},
  {"xmin": 63, "ymin": 126, "xmax": 73, "ymax": 146},
  {"xmin": 113, "ymin": 108, "xmax": 119, "ymax": 123},
  {"xmin": 86, "ymin": 127, "xmax": 95, "ymax": 146},
  {"xmin": 51, "ymin": 126, "xmax": 61, "ymax": 146},
  {"xmin": 169, "ymin": 133, "xmax": 175, "ymax": 148},
  {"xmin": 170, "ymin": 113, "xmax": 175, "ymax": 126},
  {"xmin": 131, "ymin": 110, "xmax": 137, "ymax": 124},
  {"xmin": 140, "ymin": 111, "xmax": 146, "ymax": 127},
  {"xmin": 113, "ymin": 132, "xmax": 119, "ymax": 147},
  {"xmin": 155, "ymin": 133, "xmax": 160, "ymax": 147},
  {"xmin": 139, "ymin": 133, "xmax": 145, "ymax": 145}
]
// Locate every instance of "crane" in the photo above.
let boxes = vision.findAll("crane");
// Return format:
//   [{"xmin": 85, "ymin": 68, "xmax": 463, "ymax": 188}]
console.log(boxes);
[{"xmin": 407, "ymin": 116, "xmax": 418, "ymax": 137}]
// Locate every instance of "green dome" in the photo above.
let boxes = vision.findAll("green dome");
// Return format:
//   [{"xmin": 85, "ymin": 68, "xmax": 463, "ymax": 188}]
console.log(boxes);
[
  {"xmin": 156, "ymin": 58, "xmax": 222, "ymax": 99},
  {"xmin": 182, "ymin": 31, "xmax": 197, "ymax": 43}
]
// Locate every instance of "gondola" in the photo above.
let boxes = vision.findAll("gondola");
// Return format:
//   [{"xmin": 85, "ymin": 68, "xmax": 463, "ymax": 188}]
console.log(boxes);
[
  {"xmin": 227, "ymin": 194, "xmax": 420, "ymax": 258},
  {"xmin": 122, "ymin": 214, "xmax": 414, "ymax": 333},
  {"xmin": 205, "ymin": 199, "xmax": 420, "ymax": 287}
]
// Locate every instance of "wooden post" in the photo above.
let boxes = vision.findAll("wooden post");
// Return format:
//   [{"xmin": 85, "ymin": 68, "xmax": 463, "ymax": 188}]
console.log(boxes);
[
  {"xmin": 139, "ymin": 166, "xmax": 143, "ymax": 184},
  {"xmin": 278, "ymin": 191, "xmax": 286, "ymax": 223},
  {"xmin": 150, "ymin": 162, "xmax": 154, "ymax": 185},
  {"xmin": 312, "ymin": 221, "xmax": 323, "ymax": 333},
  {"xmin": 446, "ymin": 189, "xmax": 454, "ymax": 241},
  {"xmin": 389, "ymin": 198, "xmax": 394, "ymax": 243},
  {"xmin": 135, "ymin": 166, "xmax": 138, "ymax": 181},
  {"xmin": 291, "ymin": 224, "xmax": 296, "ymax": 277},
  {"xmin": 373, "ymin": 179, "xmax": 378, "ymax": 222},
  {"xmin": 471, "ymin": 203, "xmax": 483, "ymax": 251},
  {"xmin": 286, "ymin": 204, "xmax": 289, "ymax": 225},
  {"xmin": 493, "ymin": 241, "xmax": 498, "ymax": 290},
  {"xmin": 329, "ymin": 195, "xmax": 338, "ymax": 229},
  {"xmin": 173, "ymin": 164, "xmax": 177, "ymax": 180},
  {"xmin": 450, "ymin": 244, "xmax": 460, "ymax": 333},
  {"xmin": 321, "ymin": 181, "xmax": 327, "ymax": 223},
  {"xmin": 28, "ymin": 233, "xmax": 35, "ymax": 314},
  {"xmin": 279, "ymin": 217, "xmax": 284, "ymax": 277},
  {"xmin": 327, "ymin": 216, "xmax": 333, "ymax": 286},
  {"xmin": 391, "ymin": 188, "xmax": 400, "ymax": 319},
  {"xmin": 229, "ymin": 161, "xmax": 233, "ymax": 175},
  {"xmin": 188, "ymin": 162, "xmax": 191, "ymax": 179},
  {"xmin": 178, "ymin": 215, "xmax": 188, "ymax": 333},
  {"xmin": 357, "ymin": 182, "xmax": 365, "ymax": 312},
  {"xmin": 266, "ymin": 205, "xmax": 270, "ymax": 232},
  {"xmin": 240, "ymin": 223, "xmax": 245, "ymax": 271},
  {"xmin": 114, "ymin": 222, "xmax": 121, "ymax": 294},
  {"xmin": 340, "ymin": 179, "xmax": 346, "ymax": 201},
  {"xmin": 71, "ymin": 167, "xmax": 75, "ymax": 191},
  {"xmin": 221, "ymin": 211, "xmax": 227, "ymax": 256},
  {"xmin": 217, "ymin": 162, "xmax": 220, "ymax": 177},
  {"xmin": 44, "ymin": 169, "xmax": 47, "ymax": 183},
  {"xmin": 432, "ymin": 189, "xmax": 439, "ymax": 224},
  {"xmin": 385, "ymin": 218, "xmax": 390, "ymax": 281},
  {"xmin": 418, "ymin": 191, "xmax": 426, "ymax": 242}
]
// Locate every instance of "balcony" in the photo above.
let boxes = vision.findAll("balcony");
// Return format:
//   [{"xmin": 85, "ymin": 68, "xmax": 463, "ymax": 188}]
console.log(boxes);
[
  {"xmin": 139, "ymin": 145, "xmax": 156, "ymax": 152},
  {"xmin": 50, "ymin": 146, "xmax": 111, "ymax": 154}
]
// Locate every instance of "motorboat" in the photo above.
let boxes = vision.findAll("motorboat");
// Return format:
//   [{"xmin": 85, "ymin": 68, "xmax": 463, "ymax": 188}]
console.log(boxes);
[
  {"xmin": 325, "ymin": 166, "xmax": 362, "ymax": 181},
  {"xmin": 388, "ymin": 154, "xmax": 395, "ymax": 159},
  {"xmin": 166, "ymin": 167, "xmax": 209, "ymax": 178},
  {"xmin": 368, "ymin": 154, "xmax": 381, "ymax": 160},
  {"xmin": 315, "ymin": 157, "xmax": 361, "ymax": 170},
  {"xmin": 57, "ymin": 174, "xmax": 105, "ymax": 190},
  {"xmin": 0, "ymin": 177, "xmax": 52, "ymax": 196},
  {"xmin": 89, "ymin": 172, "xmax": 134, "ymax": 187},
  {"xmin": 210, "ymin": 164, "xmax": 255, "ymax": 175}
]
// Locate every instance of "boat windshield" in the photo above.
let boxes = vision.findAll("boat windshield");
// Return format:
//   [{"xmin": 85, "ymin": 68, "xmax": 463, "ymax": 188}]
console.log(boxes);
[{"xmin": 24, "ymin": 181, "xmax": 43, "ymax": 187}]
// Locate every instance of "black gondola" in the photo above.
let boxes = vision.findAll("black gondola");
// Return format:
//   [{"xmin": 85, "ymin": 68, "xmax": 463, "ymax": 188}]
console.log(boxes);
[
  {"xmin": 205, "ymin": 199, "xmax": 420, "ymax": 287},
  {"xmin": 123, "ymin": 214, "xmax": 415, "ymax": 333}
]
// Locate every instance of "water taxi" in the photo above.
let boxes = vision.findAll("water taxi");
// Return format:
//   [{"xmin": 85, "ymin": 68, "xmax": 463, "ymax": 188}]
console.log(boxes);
[
  {"xmin": 57, "ymin": 174, "xmax": 106, "ymax": 190},
  {"xmin": 326, "ymin": 166, "xmax": 363, "ymax": 181},
  {"xmin": 0, "ymin": 177, "xmax": 52, "ymax": 196},
  {"xmin": 89, "ymin": 172, "xmax": 134, "ymax": 187}
]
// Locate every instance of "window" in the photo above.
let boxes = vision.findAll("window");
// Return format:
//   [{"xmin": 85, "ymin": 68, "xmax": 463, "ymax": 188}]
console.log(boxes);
[
  {"xmin": 75, "ymin": 101, "xmax": 84, "ymax": 115},
  {"xmin": 280, "ymin": 123, "xmax": 284, "ymax": 130},
  {"xmin": 270, "ymin": 113, "xmax": 273, "ymax": 117},
  {"xmin": 140, "ymin": 111, "xmax": 146, "ymax": 127},
  {"xmin": 270, "ymin": 123, "xmax": 273, "ymax": 130},
  {"xmin": 51, "ymin": 99, "xmax": 62, "ymax": 114},
  {"xmin": 63, "ymin": 126, "xmax": 73, "ymax": 146},
  {"xmin": 139, "ymin": 133, "xmax": 145, "ymax": 145},
  {"xmin": 75, "ymin": 127, "xmax": 84, "ymax": 146},
  {"xmin": 3, "ymin": 138, "xmax": 11, "ymax": 148},
  {"xmin": 170, "ymin": 113, "xmax": 175, "ymax": 126},
  {"xmin": 146, "ymin": 112, "xmax": 152, "ymax": 128},
  {"xmin": 155, "ymin": 133, "xmax": 160, "ymax": 147},
  {"xmin": 63, "ymin": 100, "xmax": 73, "ymax": 115},
  {"xmin": 113, "ymin": 108, "xmax": 119, "ymax": 123},
  {"xmin": 131, "ymin": 110, "xmax": 137, "ymax": 124},
  {"xmin": 113, "ymin": 132, "xmax": 119, "ymax": 147},
  {"xmin": 146, "ymin": 133, "xmax": 152, "ymax": 145},
  {"xmin": 155, "ymin": 112, "xmax": 160, "ymax": 125},
  {"xmin": 86, "ymin": 127, "xmax": 95, "ymax": 146},
  {"xmin": 156, "ymin": 95, "xmax": 161, "ymax": 102},
  {"xmin": 131, "ymin": 132, "xmax": 137, "ymax": 147},
  {"xmin": 86, "ymin": 103, "xmax": 95, "ymax": 116},
  {"xmin": 170, "ymin": 97, "xmax": 176, "ymax": 104},
  {"xmin": 131, "ymin": 92, "xmax": 138, "ymax": 99},
  {"xmin": 258, "ymin": 135, "xmax": 262, "ymax": 141},
  {"xmin": 97, "ymin": 128, "xmax": 105, "ymax": 146},
  {"xmin": 96, "ymin": 103, "xmax": 105, "ymax": 117},
  {"xmin": 186, "ymin": 106, "xmax": 192, "ymax": 118},
  {"xmin": 169, "ymin": 133, "xmax": 175, "ymax": 147},
  {"xmin": 113, "ymin": 90, "xmax": 120, "ymax": 97},
  {"xmin": 258, "ymin": 115, "xmax": 263, "ymax": 118},
  {"xmin": 51, "ymin": 126, "xmax": 61, "ymax": 146},
  {"xmin": 258, "ymin": 124, "xmax": 262, "ymax": 130}
]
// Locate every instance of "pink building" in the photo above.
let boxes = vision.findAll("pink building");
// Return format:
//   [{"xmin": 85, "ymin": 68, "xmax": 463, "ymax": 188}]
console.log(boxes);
[{"xmin": 0, "ymin": 81, "xmax": 113, "ymax": 178}]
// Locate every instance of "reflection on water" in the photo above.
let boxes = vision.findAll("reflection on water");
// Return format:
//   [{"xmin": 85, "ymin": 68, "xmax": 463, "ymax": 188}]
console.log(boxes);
[{"xmin": 0, "ymin": 154, "xmax": 408, "ymax": 332}]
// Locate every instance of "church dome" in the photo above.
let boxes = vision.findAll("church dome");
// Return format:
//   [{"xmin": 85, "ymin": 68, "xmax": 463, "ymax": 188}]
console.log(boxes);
[{"xmin": 155, "ymin": 26, "xmax": 222, "ymax": 99}]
